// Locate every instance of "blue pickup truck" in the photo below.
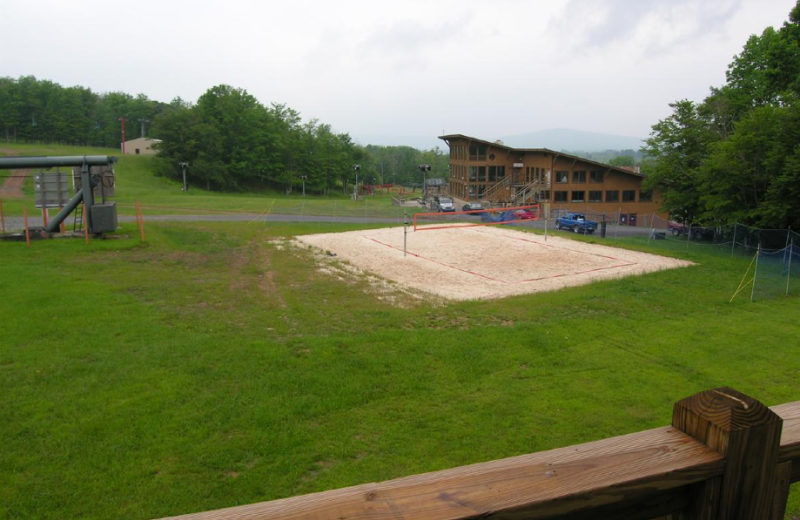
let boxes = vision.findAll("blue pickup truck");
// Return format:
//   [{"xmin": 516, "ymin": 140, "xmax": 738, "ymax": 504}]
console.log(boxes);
[{"xmin": 555, "ymin": 213, "xmax": 598, "ymax": 234}]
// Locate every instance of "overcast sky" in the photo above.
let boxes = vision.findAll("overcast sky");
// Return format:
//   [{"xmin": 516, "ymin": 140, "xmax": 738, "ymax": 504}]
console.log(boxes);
[{"xmin": 0, "ymin": 0, "xmax": 796, "ymax": 148}]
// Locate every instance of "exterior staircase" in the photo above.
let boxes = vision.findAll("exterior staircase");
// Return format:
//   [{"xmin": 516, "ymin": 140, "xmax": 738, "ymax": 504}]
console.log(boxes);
[
  {"xmin": 510, "ymin": 179, "xmax": 541, "ymax": 206},
  {"xmin": 483, "ymin": 175, "xmax": 512, "ymax": 203}
]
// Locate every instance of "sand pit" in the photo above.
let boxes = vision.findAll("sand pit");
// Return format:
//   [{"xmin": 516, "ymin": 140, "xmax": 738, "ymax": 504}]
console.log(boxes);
[{"xmin": 296, "ymin": 225, "xmax": 692, "ymax": 301}]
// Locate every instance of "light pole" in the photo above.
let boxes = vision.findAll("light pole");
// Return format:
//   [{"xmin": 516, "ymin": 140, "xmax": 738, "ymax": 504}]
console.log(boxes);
[
  {"xmin": 300, "ymin": 175, "xmax": 307, "ymax": 197},
  {"xmin": 418, "ymin": 164, "xmax": 431, "ymax": 202},
  {"xmin": 353, "ymin": 164, "xmax": 360, "ymax": 200},
  {"xmin": 118, "ymin": 116, "xmax": 127, "ymax": 154},
  {"xmin": 179, "ymin": 162, "xmax": 189, "ymax": 191}
]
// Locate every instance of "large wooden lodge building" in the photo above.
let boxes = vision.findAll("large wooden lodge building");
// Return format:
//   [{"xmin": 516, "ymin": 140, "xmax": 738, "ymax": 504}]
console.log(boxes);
[{"xmin": 439, "ymin": 134, "xmax": 665, "ymax": 225}]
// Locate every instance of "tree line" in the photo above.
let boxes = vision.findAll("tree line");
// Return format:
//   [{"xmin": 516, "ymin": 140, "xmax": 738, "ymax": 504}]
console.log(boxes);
[
  {"xmin": 0, "ymin": 76, "xmax": 167, "ymax": 147},
  {"xmin": 152, "ymin": 85, "xmax": 448, "ymax": 193},
  {"xmin": 0, "ymin": 76, "xmax": 448, "ymax": 194},
  {"xmin": 642, "ymin": 1, "xmax": 800, "ymax": 228}
]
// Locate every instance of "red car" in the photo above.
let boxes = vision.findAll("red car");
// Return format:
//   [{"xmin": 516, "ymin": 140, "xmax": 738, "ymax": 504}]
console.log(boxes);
[
  {"xmin": 668, "ymin": 221, "xmax": 687, "ymax": 236},
  {"xmin": 514, "ymin": 209, "xmax": 536, "ymax": 220}
]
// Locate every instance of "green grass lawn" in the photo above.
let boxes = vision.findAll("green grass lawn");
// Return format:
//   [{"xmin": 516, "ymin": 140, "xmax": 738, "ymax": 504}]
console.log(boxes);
[
  {"xmin": 1, "ymin": 220, "xmax": 798, "ymax": 519},
  {"xmin": 0, "ymin": 143, "xmax": 425, "ymax": 221}
]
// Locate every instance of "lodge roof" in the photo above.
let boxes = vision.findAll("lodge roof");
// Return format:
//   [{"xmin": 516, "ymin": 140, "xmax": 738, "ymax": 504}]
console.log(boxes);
[{"xmin": 438, "ymin": 134, "xmax": 644, "ymax": 178}]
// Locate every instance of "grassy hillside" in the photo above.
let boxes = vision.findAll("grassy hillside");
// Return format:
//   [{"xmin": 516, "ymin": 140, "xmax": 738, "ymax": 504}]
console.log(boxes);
[
  {"xmin": 0, "ymin": 144, "xmax": 424, "ymax": 220},
  {"xmin": 1, "ymin": 221, "xmax": 797, "ymax": 519}
]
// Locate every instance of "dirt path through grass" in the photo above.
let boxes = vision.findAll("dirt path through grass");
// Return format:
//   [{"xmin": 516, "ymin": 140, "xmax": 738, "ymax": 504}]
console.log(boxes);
[{"xmin": 0, "ymin": 148, "xmax": 28, "ymax": 199}]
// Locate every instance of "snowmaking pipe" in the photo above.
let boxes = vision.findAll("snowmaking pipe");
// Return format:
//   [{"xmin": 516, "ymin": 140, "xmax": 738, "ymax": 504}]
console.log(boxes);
[{"xmin": 0, "ymin": 155, "xmax": 117, "ymax": 234}]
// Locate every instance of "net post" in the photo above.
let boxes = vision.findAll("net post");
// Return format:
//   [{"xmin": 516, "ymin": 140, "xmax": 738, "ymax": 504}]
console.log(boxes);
[
  {"xmin": 544, "ymin": 211, "xmax": 548, "ymax": 241},
  {"xmin": 751, "ymin": 241, "xmax": 761, "ymax": 302},
  {"xmin": 731, "ymin": 223, "xmax": 737, "ymax": 257},
  {"xmin": 403, "ymin": 210, "xmax": 408, "ymax": 257}
]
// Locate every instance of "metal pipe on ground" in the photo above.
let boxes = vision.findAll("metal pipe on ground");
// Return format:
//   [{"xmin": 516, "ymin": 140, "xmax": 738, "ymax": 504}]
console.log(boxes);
[{"xmin": 45, "ymin": 189, "xmax": 83, "ymax": 233}]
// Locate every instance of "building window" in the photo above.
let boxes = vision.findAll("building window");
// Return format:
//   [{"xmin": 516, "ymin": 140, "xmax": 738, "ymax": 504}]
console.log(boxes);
[
  {"xmin": 554, "ymin": 191, "xmax": 568, "ymax": 203},
  {"xmin": 555, "ymin": 171, "xmax": 569, "ymax": 183},
  {"xmin": 590, "ymin": 171, "xmax": 604, "ymax": 183},
  {"xmin": 589, "ymin": 190, "xmax": 603, "ymax": 203},
  {"xmin": 478, "ymin": 166, "xmax": 487, "ymax": 182},
  {"xmin": 540, "ymin": 190, "xmax": 550, "ymax": 201},
  {"xmin": 573, "ymin": 170, "xmax": 586, "ymax": 183},
  {"xmin": 622, "ymin": 190, "xmax": 636, "ymax": 202},
  {"xmin": 606, "ymin": 190, "xmax": 619, "ymax": 203},
  {"xmin": 469, "ymin": 166, "xmax": 477, "ymax": 182},
  {"xmin": 497, "ymin": 166, "xmax": 505, "ymax": 178},
  {"xmin": 639, "ymin": 190, "xmax": 652, "ymax": 202},
  {"xmin": 469, "ymin": 144, "xmax": 488, "ymax": 161},
  {"xmin": 571, "ymin": 191, "xmax": 585, "ymax": 202},
  {"xmin": 489, "ymin": 166, "xmax": 496, "ymax": 182}
]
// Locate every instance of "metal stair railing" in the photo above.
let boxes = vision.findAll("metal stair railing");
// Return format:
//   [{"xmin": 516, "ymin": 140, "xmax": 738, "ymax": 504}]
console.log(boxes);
[{"xmin": 483, "ymin": 175, "xmax": 512, "ymax": 202}]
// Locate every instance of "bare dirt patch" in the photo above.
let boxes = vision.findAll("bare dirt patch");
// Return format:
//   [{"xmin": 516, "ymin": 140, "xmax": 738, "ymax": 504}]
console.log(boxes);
[
  {"xmin": 296, "ymin": 225, "xmax": 693, "ymax": 301},
  {"xmin": 0, "ymin": 148, "xmax": 28, "ymax": 199}
]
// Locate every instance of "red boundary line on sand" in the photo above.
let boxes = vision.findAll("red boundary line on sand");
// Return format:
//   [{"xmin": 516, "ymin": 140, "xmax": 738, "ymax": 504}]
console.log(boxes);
[
  {"xmin": 469, "ymin": 227, "xmax": 631, "ymax": 263},
  {"xmin": 518, "ymin": 263, "xmax": 637, "ymax": 283},
  {"xmin": 361, "ymin": 226, "xmax": 642, "ymax": 285},
  {"xmin": 362, "ymin": 236, "xmax": 511, "ymax": 284}
]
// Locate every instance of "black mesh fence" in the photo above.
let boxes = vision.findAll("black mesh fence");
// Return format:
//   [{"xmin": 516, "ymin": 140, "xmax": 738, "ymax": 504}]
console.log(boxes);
[
  {"xmin": 545, "ymin": 207, "xmax": 798, "ymax": 302},
  {"xmin": 752, "ymin": 243, "xmax": 799, "ymax": 301}
]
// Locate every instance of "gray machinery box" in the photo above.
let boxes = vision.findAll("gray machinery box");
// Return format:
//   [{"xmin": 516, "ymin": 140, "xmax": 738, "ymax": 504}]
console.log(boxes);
[{"xmin": 91, "ymin": 203, "xmax": 118, "ymax": 233}]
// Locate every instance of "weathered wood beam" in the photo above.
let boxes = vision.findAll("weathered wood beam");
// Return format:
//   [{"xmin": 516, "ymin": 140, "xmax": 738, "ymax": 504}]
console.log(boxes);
[
  {"xmin": 154, "ymin": 397, "xmax": 800, "ymax": 520},
  {"xmin": 158, "ymin": 426, "xmax": 724, "ymax": 520},
  {"xmin": 673, "ymin": 387, "xmax": 783, "ymax": 520}
]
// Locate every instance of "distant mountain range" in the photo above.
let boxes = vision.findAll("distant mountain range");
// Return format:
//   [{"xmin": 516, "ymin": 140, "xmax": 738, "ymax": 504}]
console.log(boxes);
[
  {"xmin": 356, "ymin": 128, "xmax": 645, "ymax": 154},
  {"xmin": 499, "ymin": 128, "xmax": 644, "ymax": 153}
]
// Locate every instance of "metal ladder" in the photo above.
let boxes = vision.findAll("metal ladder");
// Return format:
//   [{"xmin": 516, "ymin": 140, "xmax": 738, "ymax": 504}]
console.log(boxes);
[{"xmin": 73, "ymin": 203, "xmax": 84, "ymax": 232}]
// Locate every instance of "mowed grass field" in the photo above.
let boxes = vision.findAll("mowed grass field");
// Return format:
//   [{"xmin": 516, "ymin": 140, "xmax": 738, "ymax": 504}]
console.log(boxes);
[
  {"xmin": 1, "ymin": 217, "xmax": 799, "ymax": 519},
  {"xmin": 0, "ymin": 143, "xmax": 424, "ymax": 221}
]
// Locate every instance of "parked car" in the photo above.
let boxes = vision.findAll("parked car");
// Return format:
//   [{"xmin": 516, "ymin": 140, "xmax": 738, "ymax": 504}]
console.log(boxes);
[
  {"xmin": 668, "ymin": 221, "xmax": 687, "ymax": 236},
  {"xmin": 514, "ymin": 209, "xmax": 536, "ymax": 220},
  {"xmin": 437, "ymin": 197, "xmax": 456, "ymax": 212},
  {"xmin": 555, "ymin": 213, "xmax": 598, "ymax": 234},
  {"xmin": 462, "ymin": 202, "xmax": 485, "ymax": 214},
  {"xmin": 669, "ymin": 221, "xmax": 716, "ymax": 240}
]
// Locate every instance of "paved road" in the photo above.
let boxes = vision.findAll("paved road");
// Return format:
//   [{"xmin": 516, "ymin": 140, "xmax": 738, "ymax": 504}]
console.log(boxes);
[
  {"xmin": 1, "ymin": 212, "xmax": 655, "ymax": 238},
  {"xmin": 1, "ymin": 212, "xmax": 403, "ymax": 234}
]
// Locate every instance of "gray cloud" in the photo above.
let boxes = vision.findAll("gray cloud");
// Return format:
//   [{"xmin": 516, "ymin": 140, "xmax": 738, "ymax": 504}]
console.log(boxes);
[
  {"xmin": 361, "ymin": 15, "xmax": 472, "ymax": 56},
  {"xmin": 550, "ymin": 0, "xmax": 742, "ymax": 51}
]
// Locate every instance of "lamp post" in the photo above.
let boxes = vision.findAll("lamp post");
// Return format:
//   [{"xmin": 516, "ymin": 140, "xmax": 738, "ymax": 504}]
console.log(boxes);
[
  {"xmin": 353, "ymin": 164, "xmax": 360, "ymax": 200},
  {"xmin": 179, "ymin": 162, "xmax": 189, "ymax": 191},
  {"xmin": 300, "ymin": 175, "xmax": 307, "ymax": 198},
  {"xmin": 418, "ymin": 164, "xmax": 431, "ymax": 202}
]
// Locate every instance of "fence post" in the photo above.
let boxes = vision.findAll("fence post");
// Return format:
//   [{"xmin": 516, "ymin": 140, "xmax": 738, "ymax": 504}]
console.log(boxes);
[
  {"xmin": 673, "ymin": 387, "xmax": 783, "ymax": 520},
  {"xmin": 787, "ymin": 239, "xmax": 793, "ymax": 297},
  {"xmin": 23, "ymin": 205, "xmax": 30, "ymax": 247},
  {"xmin": 731, "ymin": 223, "xmax": 737, "ymax": 258},
  {"xmin": 751, "ymin": 242, "xmax": 761, "ymax": 302}
]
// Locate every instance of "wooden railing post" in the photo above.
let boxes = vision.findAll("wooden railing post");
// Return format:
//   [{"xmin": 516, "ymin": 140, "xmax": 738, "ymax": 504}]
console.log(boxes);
[{"xmin": 672, "ymin": 387, "xmax": 783, "ymax": 520}]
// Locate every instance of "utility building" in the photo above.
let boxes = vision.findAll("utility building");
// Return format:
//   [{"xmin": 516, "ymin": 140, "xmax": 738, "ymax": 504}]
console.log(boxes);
[
  {"xmin": 439, "ymin": 134, "xmax": 665, "ymax": 225},
  {"xmin": 122, "ymin": 137, "xmax": 161, "ymax": 155}
]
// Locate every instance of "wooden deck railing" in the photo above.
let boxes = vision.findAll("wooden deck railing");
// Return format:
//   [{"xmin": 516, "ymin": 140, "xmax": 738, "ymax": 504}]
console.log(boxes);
[{"xmin": 158, "ymin": 387, "xmax": 800, "ymax": 520}]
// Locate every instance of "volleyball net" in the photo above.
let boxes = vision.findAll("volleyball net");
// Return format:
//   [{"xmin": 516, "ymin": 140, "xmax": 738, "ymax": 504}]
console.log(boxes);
[{"xmin": 412, "ymin": 204, "xmax": 540, "ymax": 232}]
